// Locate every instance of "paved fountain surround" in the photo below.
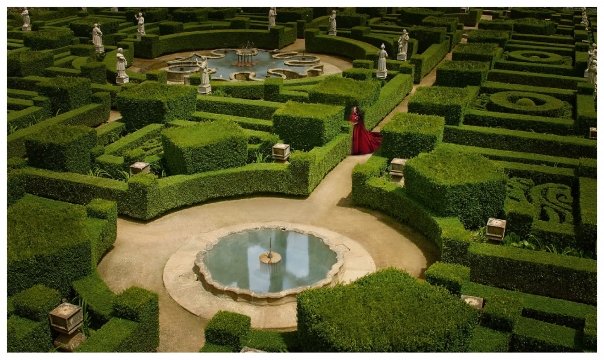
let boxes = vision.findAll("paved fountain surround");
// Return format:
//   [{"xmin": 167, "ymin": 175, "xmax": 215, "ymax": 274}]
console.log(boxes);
[{"xmin": 163, "ymin": 221, "xmax": 376, "ymax": 329}]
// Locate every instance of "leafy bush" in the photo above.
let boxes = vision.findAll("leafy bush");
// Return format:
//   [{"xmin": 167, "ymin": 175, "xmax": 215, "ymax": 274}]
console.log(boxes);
[
  {"xmin": 424, "ymin": 262, "xmax": 470, "ymax": 295},
  {"xmin": 273, "ymin": 101, "xmax": 344, "ymax": 151},
  {"xmin": 23, "ymin": 27, "xmax": 74, "ymax": 50},
  {"xmin": 117, "ymin": 82, "xmax": 196, "ymax": 131},
  {"xmin": 8, "ymin": 51, "xmax": 54, "ymax": 77},
  {"xmin": 510, "ymin": 317, "xmax": 577, "ymax": 351},
  {"xmin": 297, "ymin": 268, "xmax": 478, "ymax": 351},
  {"xmin": 162, "ymin": 120, "xmax": 247, "ymax": 174},
  {"xmin": 25, "ymin": 125, "xmax": 96, "ymax": 174},
  {"xmin": 308, "ymin": 76, "xmax": 381, "ymax": 113},
  {"xmin": 468, "ymin": 242, "xmax": 596, "ymax": 305},
  {"xmin": 205, "ymin": 311, "xmax": 251, "ymax": 352},
  {"xmin": 408, "ymin": 85, "xmax": 477, "ymax": 125},
  {"xmin": 11, "ymin": 284, "xmax": 62, "ymax": 322},
  {"xmin": 404, "ymin": 146, "xmax": 507, "ymax": 229},
  {"xmin": 7, "ymin": 315, "xmax": 52, "ymax": 352},
  {"xmin": 436, "ymin": 60, "xmax": 489, "ymax": 87},
  {"xmin": 37, "ymin": 76, "xmax": 92, "ymax": 114},
  {"xmin": 380, "ymin": 112, "xmax": 444, "ymax": 159},
  {"xmin": 112, "ymin": 287, "xmax": 159, "ymax": 352}
]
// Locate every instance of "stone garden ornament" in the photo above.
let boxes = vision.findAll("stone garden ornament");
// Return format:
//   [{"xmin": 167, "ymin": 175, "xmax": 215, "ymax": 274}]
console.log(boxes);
[
  {"xmin": 92, "ymin": 23, "xmax": 104, "ymax": 54},
  {"xmin": 397, "ymin": 29, "xmax": 409, "ymax": 61},
  {"xmin": 135, "ymin": 12, "xmax": 145, "ymax": 40},
  {"xmin": 197, "ymin": 56, "xmax": 212, "ymax": 95},
  {"xmin": 21, "ymin": 7, "xmax": 31, "ymax": 31},
  {"xmin": 377, "ymin": 43, "xmax": 388, "ymax": 79},
  {"xmin": 268, "ymin": 7, "xmax": 277, "ymax": 30},
  {"xmin": 116, "ymin": 48, "xmax": 129, "ymax": 84},
  {"xmin": 328, "ymin": 10, "xmax": 337, "ymax": 36},
  {"xmin": 585, "ymin": 43, "xmax": 597, "ymax": 78}
]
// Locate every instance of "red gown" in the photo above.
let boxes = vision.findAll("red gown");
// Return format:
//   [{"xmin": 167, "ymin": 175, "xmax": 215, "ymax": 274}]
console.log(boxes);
[{"xmin": 349, "ymin": 108, "xmax": 382, "ymax": 155}]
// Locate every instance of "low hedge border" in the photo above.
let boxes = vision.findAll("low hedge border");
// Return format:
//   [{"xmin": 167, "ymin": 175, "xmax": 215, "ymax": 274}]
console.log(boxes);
[
  {"xmin": 205, "ymin": 311, "xmax": 251, "ymax": 352},
  {"xmin": 7, "ymin": 315, "xmax": 53, "ymax": 352},
  {"xmin": 408, "ymin": 86, "xmax": 477, "ymax": 125},
  {"xmin": 575, "ymin": 94, "xmax": 597, "ymax": 135},
  {"xmin": 452, "ymin": 43, "xmax": 503, "ymax": 68},
  {"xmin": 510, "ymin": 317, "xmax": 578, "ymax": 352},
  {"xmin": 380, "ymin": 112, "xmax": 445, "ymax": 159},
  {"xmin": 463, "ymin": 109, "xmax": 573, "ymax": 135},
  {"xmin": 424, "ymin": 261, "xmax": 470, "ymax": 295},
  {"xmin": 196, "ymin": 95, "xmax": 283, "ymax": 120},
  {"xmin": 577, "ymin": 177, "xmax": 597, "ymax": 253},
  {"xmin": 494, "ymin": 60, "xmax": 576, "ymax": 77},
  {"xmin": 191, "ymin": 111, "xmax": 273, "ymax": 132},
  {"xmin": 436, "ymin": 60, "xmax": 489, "ymax": 87},
  {"xmin": 486, "ymin": 91, "xmax": 568, "ymax": 118},
  {"xmin": 72, "ymin": 272, "xmax": 116, "ymax": 328},
  {"xmin": 468, "ymin": 326, "xmax": 511, "ymax": 352},
  {"xmin": 364, "ymin": 74, "xmax": 414, "ymax": 130},
  {"xmin": 104, "ymin": 123, "xmax": 164, "ymax": 156},
  {"xmin": 76, "ymin": 318, "xmax": 139, "ymax": 352},
  {"xmin": 304, "ymin": 29, "xmax": 379, "ymax": 61},
  {"xmin": 487, "ymin": 69, "xmax": 586, "ymax": 90},
  {"xmin": 409, "ymin": 41, "xmax": 449, "ymax": 83},
  {"xmin": 479, "ymin": 81, "xmax": 576, "ymax": 102},
  {"xmin": 11, "ymin": 284, "xmax": 62, "ymax": 322}
]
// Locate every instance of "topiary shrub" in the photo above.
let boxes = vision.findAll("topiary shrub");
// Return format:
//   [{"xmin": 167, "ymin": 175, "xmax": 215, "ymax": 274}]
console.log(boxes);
[
  {"xmin": 80, "ymin": 61, "xmax": 107, "ymax": 84},
  {"xmin": 7, "ymin": 315, "xmax": 53, "ymax": 352},
  {"xmin": 272, "ymin": 101, "xmax": 344, "ymax": 151},
  {"xmin": 25, "ymin": 125, "xmax": 96, "ymax": 174},
  {"xmin": 117, "ymin": 82, "xmax": 197, "ymax": 131},
  {"xmin": 507, "ymin": 50, "xmax": 565, "ymax": 65},
  {"xmin": 424, "ymin": 262, "xmax": 470, "ymax": 296},
  {"xmin": 205, "ymin": 311, "xmax": 251, "ymax": 352},
  {"xmin": 452, "ymin": 43, "xmax": 502, "ymax": 67},
  {"xmin": 158, "ymin": 20, "xmax": 184, "ymax": 35},
  {"xmin": 436, "ymin": 60, "xmax": 490, "ymax": 87},
  {"xmin": 404, "ymin": 146, "xmax": 507, "ymax": 229},
  {"xmin": 246, "ymin": 330, "xmax": 289, "ymax": 352},
  {"xmin": 8, "ymin": 50, "xmax": 54, "ymax": 77},
  {"xmin": 161, "ymin": 120, "xmax": 247, "ymax": 175},
  {"xmin": 480, "ymin": 294, "xmax": 522, "ymax": 332},
  {"xmin": 408, "ymin": 85, "xmax": 477, "ymax": 126},
  {"xmin": 297, "ymin": 268, "xmax": 478, "ymax": 351},
  {"xmin": 37, "ymin": 76, "xmax": 92, "ymax": 114},
  {"xmin": 467, "ymin": 29, "xmax": 510, "ymax": 47},
  {"xmin": 380, "ymin": 112, "xmax": 445, "ymax": 159},
  {"xmin": 307, "ymin": 76, "xmax": 381, "ymax": 114},
  {"xmin": 69, "ymin": 17, "xmax": 122, "ymax": 37},
  {"xmin": 11, "ymin": 284, "xmax": 62, "ymax": 322},
  {"xmin": 112, "ymin": 287, "xmax": 159, "ymax": 352},
  {"xmin": 23, "ymin": 27, "xmax": 74, "ymax": 50},
  {"xmin": 487, "ymin": 91, "xmax": 568, "ymax": 118}
]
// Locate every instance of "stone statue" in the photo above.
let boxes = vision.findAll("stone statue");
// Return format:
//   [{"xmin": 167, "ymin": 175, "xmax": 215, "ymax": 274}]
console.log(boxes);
[
  {"xmin": 135, "ymin": 12, "xmax": 145, "ymax": 40},
  {"xmin": 116, "ymin": 48, "xmax": 129, "ymax": 84},
  {"xmin": 397, "ymin": 29, "xmax": 409, "ymax": 61},
  {"xmin": 111, "ymin": 7, "xmax": 118, "ymax": 12},
  {"xmin": 92, "ymin": 23, "xmax": 104, "ymax": 54},
  {"xmin": 588, "ymin": 59, "xmax": 597, "ymax": 86},
  {"xmin": 585, "ymin": 43, "xmax": 597, "ymax": 78},
  {"xmin": 328, "ymin": 10, "xmax": 337, "ymax": 36},
  {"xmin": 268, "ymin": 7, "xmax": 277, "ymax": 30},
  {"xmin": 377, "ymin": 43, "xmax": 388, "ymax": 79},
  {"xmin": 21, "ymin": 7, "xmax": 31, "ymax": 31},
  {"xmin": 197, "ymin": 56, "xmax": 211, "ymax": 94}
]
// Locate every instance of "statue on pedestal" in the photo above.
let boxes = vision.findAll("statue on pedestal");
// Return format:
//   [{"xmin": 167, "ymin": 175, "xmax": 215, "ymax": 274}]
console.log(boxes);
[
  {"xmin": 588, "ymin": 59, "xmax": 597, "ymax": 86},
  {"xmin": 328, "ymin": 10, "xmax": 337, "ymax": 36},
  {"xmin": 135, "ymin": 12, "xmax": 145, "ymax": 40},
  {"xmin": 197, "ymin": 56, "xmax": 212, "ymax": 94},
  {"xmin": 21, "ymin": 7, "xmax": 31, "ymax": 31},
  {"xmin": 116, "ymin": 48, "xmax": 129, "ymax": 84},
  {"xmin": 377, "ymin": 43, "xmax": 388, "ymax": 79},
  {"xmin": 585, "ymin": 43, "xmax": 597, "ymax": 78},
  {"xmin": 397, "ymin": 29, "xmax": 409, "ymax": 61},
  {"xmin": 268, "ymin": 7, "xmax": 277, "ymax": 30},
  {"xmin": 92, "ymin": 23, "xmax": 104, "ymax": 54},
  {"xmin": 111, "ymin": 7, "xmax": 118, "ymax": 12}
]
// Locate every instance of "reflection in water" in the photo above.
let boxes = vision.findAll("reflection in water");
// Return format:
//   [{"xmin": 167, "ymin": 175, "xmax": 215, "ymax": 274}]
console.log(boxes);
[
  {"xmin": 204, "ymin": 228, "xmax": 337, "ymax": 294},
  {"xmin": 209, "ymin": 51, "xmax": 312, "ymax": 80}
]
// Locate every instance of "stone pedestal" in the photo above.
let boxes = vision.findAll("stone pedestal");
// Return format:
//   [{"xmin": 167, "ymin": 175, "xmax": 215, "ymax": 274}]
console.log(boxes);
[
  {"xmin": 461, "ymin": 295, "xmax": 484, "ymax": 310},
  {"xmin": 589, "ymin": 127, "xmax": 597, "ymax": 139},
  {"xmin": 376, "ymin": 70, "xmax": 387, "ymax": 79},
  {"xmin": 397, "ymin": 53, "xmax": 407, "ymax": 61},
  {"xmin": 116, "ymin": 75, "xmax": 129, "ymax": 85},
  {"xmin": 136, "ymin": 34, "xmax": 141, "ymax": 41},
  {"xmin": 54, "ymin": 330, "xmax": 86, "ymax": 352},
  {"xmin": 130, "ymin": 162, "xmax": 150, "ymax": 175},
  {"xmin": 585, "ymin": 68, "xmax": 590, "ymax": 78},
  {"xmin": 486, "ymin": 218, "xmax": 507, "ymax": 242},
  {"xmin": 95, "ymin": 45, "xmax": 104, "ymax": 54},
  {"xmin": 389, "ymin": 158, "xmax": 407, "ymax": 177},
  {"xmin": 198, "ymin": 84, "xmax": 212, "ymax": 94},
  {"xmin": 272, "ymin": 143, "xmax": 290, "ymax": 162},
  {"xmin": 22, "ymin": 24, "xmax": 31, "ymax": 31},
  {"xmin": 328, "ymin": 30, "xmax": 337, "ymax": 36}
]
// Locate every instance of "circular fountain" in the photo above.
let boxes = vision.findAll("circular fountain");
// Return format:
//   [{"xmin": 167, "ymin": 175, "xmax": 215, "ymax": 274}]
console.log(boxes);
[{"xmin": 194, "ymin": 226, "xmax": 344, "ymax": 304}]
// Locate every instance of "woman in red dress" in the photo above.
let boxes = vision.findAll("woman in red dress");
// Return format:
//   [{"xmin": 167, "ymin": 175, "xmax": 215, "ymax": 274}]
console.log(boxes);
[{"xmin": 348, "ymin": 106, "xmax": 382, "ymax": 155}]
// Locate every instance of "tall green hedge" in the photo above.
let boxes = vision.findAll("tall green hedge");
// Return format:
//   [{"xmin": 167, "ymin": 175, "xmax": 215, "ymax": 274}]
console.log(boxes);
[
  {"xmin": 8, "ymin": 50, "xmax": 54, "ymax": 77},
  {"xmin": 424, "ymin": 261, "xmax": 470, "ymax": 295},
  {"xmin": 409, "ymin": 41, "xmax": 449, "ymax": 83},
  {"xmin": 380, "ymin": 112, "xmax": 445, "ymax": 159},
  {"xmin": 363, "ymin": 74, "xmax": 414, "ymax": 130},
  {"xmin": 404, "ymin": 146, "xmax": 507, "ymax": 229},
  {"xmin": 25, "ymin": 125, "xmax": 96, "ymax": 174},
  {"xmin": 408, "ymin": 85, "xmax": 477, "ymax": 125},
  {"xmin": 577, "ymin": 177, "xmax": 597, "ymax": 253},
  {"xmin": 307, "ymin": 76, "xmax": 381, "ymax": 113},
  {"xmin": 37, "ymin": 76, "xmax": 92, "ymax": 114},
  {"xmin": 297, "ymin": 268, "xmax": 478, "ymax": 351},
  {"xmin": 436, "ymin": 60, "xmax": 490, "ymax": 87},
  {"xmin": 76, "ymin": 318, "xmax": 139, "ymax": 352},
  {"xmin": 162, "ymin": 120, "xmax": 248, "ymax": 175},
  {"xmin": 468, "ymin": 243, "xmax": 596, "ymax": 305},
  {"xmin": 452, "ymin": 43, "xmax": 502, "ymax": 67},
  {"xmin": 23, "ymin": 27, "xmax": 74, "ymax": 50},
  {"xmin": 575, "ymin": 94, "xmax": 597, "ymax": 135},
  {"xmin": 467, "ymin": 29, "xmax": 510, "ymax": 47},
  {"xmin": 205, "ymin": 311, "xmax": 251, "ymax": 352},
  {"xmin": 511, "ymin": 318, "xmax": 578, "ymax": 352},
  {"xmin": 273, "ymin": 101, "xmax": 344, "ymax": 151},
  {"xmin": 111, "ymin": 287, "xmax": 159, "ymax": 352},
  {"xmin": 196, "ymin": 96, "xmax": 282, "ymax": 120},
  {"xmin": 7, "ymin": 315, "xmax": 53, "ymax": 352},
  {"xmin": 69, "ymin": 17, "xmax": 122, "ymax": 37},
  {"xmin": 72, "ymin": 272, "xmax": 116, "ymax": 328},
  {"xmin": 11, "ymin": 284, "xmax": 62, "ymax": 322},
  {"xmin": 117, "ymin": 82, "xmax": 196, "ymax": 131}
]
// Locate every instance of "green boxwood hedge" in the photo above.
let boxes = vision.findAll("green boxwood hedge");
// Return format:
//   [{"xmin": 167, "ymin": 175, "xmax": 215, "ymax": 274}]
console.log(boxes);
[
  {"xmin": 196, "ymin": 96, "xmax": 282, "ymax": 120},
  {"xmin": 307, "ymin": 76, "xmax": 381, "ymax": 113},
  {"xmin": 86, "ymin": 198, "xmax": 118, "ymax": 265},
  {"xmin": 205, "ymin": 311, "xmax": 251, "ymax": 352},
  {"xmin": 80, "ymin": 61, "xmax": 107, "ymax": 84},
  {"xmin": 76, "ymin": 317, "xmax": 139, "ymax": 352},
  {"xmin": 480, "ymin": 294, "xmax": 522, "ymax": 332},
  {"xmin": 408, "ymin": 85, "xmax": 477, "ymax": 125},
  {"xmin": 8, "ymin": 50, "xmax": 54, "ymax": 77},
  {"xmin": 273, "ymin": 101, "xmax": 344, "ymax": 151},
  {"xmin": 246, "ymin": 330, "xmax": 289, "ymax": 352},
  {"xmin": 424, "ymin": 261, "xmax": 470, "ymax": 295},
  {"xmin": 436, "ymin": 60, "xmax": 489, "ymax": 87},
  {"xmin": 380, "ymin": 112, "xmax": 445, "ymax": 159},
  {"xmin": 577, "ymin": 177, "xmax": 597, "ymax": 253},
  {"xmin": 487, "ymin": 69, "xmax": 586, "ymax": 90},
  {"xmin": 25, "ymin": 125, "xmax": 96, "ymax": 174},
  {"xmin": 409, "ymin": 41, "xmax": 449, "ymax": 83},
  {"xmin": 363, "ymin": 74, "xmax": 414, "ymax": 130},
  {"xmin": 513, "ymin": 18, "xmax": 556, "ymax": 35},
  {"xmin": 404, "ymin": 146, "xmax": 507, "ymax": 229},
  {"xmin": 297, "ymin": 268, "xmax": 478, "ymax": 351},
  {"xmin": 452, "ymin": 43, "xmax": 502, "ymax": 68},
  {"xmin": 72, "ymin": 272, "xmax": 116, "ymax": 328},
  {"xmin": 69, "ymin": 17, "xmax": 122, "ymax": 37},
  {"xmin": 487, "ymin": 91, "xmax": 568, "ymax": 118},
  {"xmin": 7, "ymin": 315, "xmax": 52, "ymax": 352},
  {"xmin": 463, "ymin": 109, "xmax": 573, "ymax": 135},
  {"xmin": 37, "ymin": 76, "xmax": 92, "ymax": 114},
  {"xmin": 511, "ymin": 318, "xmax": 577, "ymax": 352},
  {"xmin": 468, "ymin": 327, "xmax": 511, "ymax": 352},
  {"xmin": 575, "ymin": 94, "xmax": 597, "ymax": 135},
  {"xmin": 117, "ymin": 82, "xmax": 196, "ymax": 131},
  {"xmin": 467, "ymin": 29, "xmax": 510, "ymax": 47},
  {"xmin": 304, "ymin": 29, "xmax": 378, "ymax": 61},
  {"xmin": 11, "ymin": 284, "xmax": 62, "ymax": 322},
  {"xmin": 112, "ymin": 287, "xmax": 159, "ymax": 352},
  {"xmin": 468, "ymin": 243, "xmax": 596, "ymax": 305},
  {"xmin": 582, "ymin": 313, "xmax": 597, "ymax": 350},
  {"xmin": 162, "ymin": 120, "xmax": 247, "ymax": 174},
  {"xmin": 23, "ymin": 27, "xmax": 74, "ymax": 50}
]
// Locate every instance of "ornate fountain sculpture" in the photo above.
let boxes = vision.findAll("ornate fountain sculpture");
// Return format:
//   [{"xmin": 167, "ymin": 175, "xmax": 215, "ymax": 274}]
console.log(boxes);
[
  {"xmin": 259, "ymin": 237, "xmax": 282, "ymax": 264},
  {"xmin": 236, "ymin": 41, "xmax": 258, "ymax": 67}
]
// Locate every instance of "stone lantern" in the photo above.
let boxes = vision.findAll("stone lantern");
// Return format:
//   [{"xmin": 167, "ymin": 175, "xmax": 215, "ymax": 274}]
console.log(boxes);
[
  {"xmin": 486, "ymin": 218, "xmax": 507, "ymax": 242},
  {"xmin": 389, "ymin": 158, "xmax": 407, "ymax": 177},
  {"xmin": 589, "ymin": 127, "xmax": 597, "ymax": 139},
  {"xmin": 461, "ymin": 295, "xmax": 484, "ymax": 310},
  {"xmin": 130, "ymin": 161, "xmax": 150, "ymax": 175},
  {"xmin": 49, "ymin": 302, "xmax": 85, "ymax": 351},
  {"xmin": 272, "ymin": 143, "xmax": 290, "ymax": 163}
]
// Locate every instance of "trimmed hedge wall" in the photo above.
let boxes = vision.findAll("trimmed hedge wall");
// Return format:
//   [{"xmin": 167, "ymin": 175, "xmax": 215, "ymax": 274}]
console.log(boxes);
[
  {"xmin": 162, "ymin": 120, "xmax": 248, "ymax": 174},
  {"xmin": 404, "ymin": 146, "xmax": 507, "ymax": 229},
  {"xmin": 8, "ymin": 50, "xmax": 54, "ymax": 77},
  {"xmin": 468, "ymin": 243, "xmax": 596, "ymax": 305},
  {"xmin": 76, "ymin": 318, "xmax": 139, "ymax": 352},
  {"xmin": 452, "ymin": 43, "xmax": 502, "ymax": 68},
  {"xmin": 511, "ymin": 318, "xmax": 577, "ymax": 352},
  {"xmin": 424, "ymin": 261, "xmax": 470, "ymax": 295},
  {"xmin": 23, "ymin": 27, "xmax": 74, "ymax": 50},
  {"xmin": 69, "ymin": 17, "xmax": 122, "ymax": 37},
  {"xmin": 575, "ymin": 94, "xmax": 597, "ymax": 135},
  {"xmin": 463, "ymin": 109, "xmax": 573, "ymax": 135},
  {"xmin": 468, "ymin": 327, "xmax": 511, "ymax": 352},
  {"xmin": 304, "ymin": 29, "xmax": 378, "ymax": 61},
  {"xmin": 246, "ymin": 330, "xmax": 289, "ymax": 352},
  {"xmin": 7, "ymin": 315, "xmax": 52, "ymax": 352},
  {"xmin": 37, "ymin": 76, "xmax": 92, "ymax": 114},
  {"xmin": 513, "ymin": 18, "xmax": 556, "ymax": 35},
  {"xmin": 467, "ymin": 29, "xmax": 510, "ymax": 47},
  {"xmin": 308, "ymin": 76, "xmax": 381, "ymax": 113},
  {"xmin": 443, "ymin": 125, "xmax": 597, "ymax": 159},
  {"xmin": 297, "ymin": 268, "xmax": 478, "ymax": 351},
  {"xmin": 25, "ymin": 125, "xmax": 96, "ymax": 174},
  {"xmin": 487, "ymin": 91, "xmax": 568, "ymax": 118},
  {"xmin": 111, "ymin": 287, "xmax": 159, "ymax": 352},
  {"xmin": 205, "ymin": 311, "xmax": 251, "ymax": 352},
  {"xmin": 408, "ymin": 85, "xmax": 477, "ymax": 125},
  {"xmin": 117, "ymin": 82, "xmax": 197, "ymax": 131},
  {"xmin": 11, "ymin": 284, "xmax": 61, "ymax": 322},
  {"xmin": 196, "ymin": 96, "xmax": 283, "ymax": 120},
  {"xmin": 409, "ymin": 41, "xmax": 449, "ymax": 83},
  {"xmin": 86, "ymin": 198, "xmax": 118, "ymax": 265},
  {"xmin": 380, "ymin": 112, "xmax": 445, "ymax": 159},
  {"xmin": 80, "ymin": 61, "xmax": 107, "ymax": 84},
  {"xmin": 363, "ymin": 74, "xmax": 414, "ymax": 130},
  {"xmin": 487, "ymin": 69, "xmax": 586, "ymax": 90},
  {"xmin": 577, "ymin": 177, "xmax": 597, "ymax": 253},
  {"xmin": 436, "ymin": 60, "xmax": 489, "ymax": 87},
  {"xmin": 272, "ymin": 101, "xmax": 344, "ymax": 151},
  {"xmin": 72, "ymin": 272, "xmax": 116, "ymax": 328},
  {"xmin": 481, "ymin": 294, "xmax": 522, "ymax": 332}
]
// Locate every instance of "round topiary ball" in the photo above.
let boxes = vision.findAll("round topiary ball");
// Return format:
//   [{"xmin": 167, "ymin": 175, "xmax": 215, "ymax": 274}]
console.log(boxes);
[{"xmin": 516, "ymin": 97, "xmax": 536, "ymax": 107}]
